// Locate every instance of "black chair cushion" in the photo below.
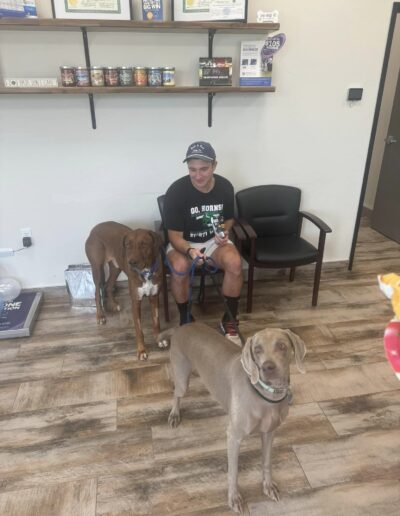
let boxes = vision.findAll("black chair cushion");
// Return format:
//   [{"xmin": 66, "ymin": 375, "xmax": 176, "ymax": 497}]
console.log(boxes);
[
  {"xmin": 252, "ymin": 235, "xmax": 317, "ymax": 265},
  {"xmin": 236, "ymin": 185, "xmax": 301, "ymax": 237}
]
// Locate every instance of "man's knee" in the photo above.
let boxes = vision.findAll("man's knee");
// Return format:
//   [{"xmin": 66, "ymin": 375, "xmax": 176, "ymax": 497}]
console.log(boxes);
[
  {"xmin": 168, "ymin": 252, "xmax": 189, "ymax": 276},
  {"xmin": 222, "ymin": 247, "xmax": 242, "ymax": 275}
]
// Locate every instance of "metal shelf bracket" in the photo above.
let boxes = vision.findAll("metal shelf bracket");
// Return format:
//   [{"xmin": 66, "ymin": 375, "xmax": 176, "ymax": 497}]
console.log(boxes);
[
  {"xmin": 81, "ymin": 27, "xmax": 97, "ymax": 129},
  {"xmin": 208, "ymin": 28, "xmax": 216, "ymax": 58},
  {"xmin": 208, "ymin": 92, "xmax": 215, "ymax": 127}
]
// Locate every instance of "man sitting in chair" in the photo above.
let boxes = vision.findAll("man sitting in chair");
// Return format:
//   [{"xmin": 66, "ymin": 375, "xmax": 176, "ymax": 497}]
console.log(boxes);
[{"xmin": 164, "ymin": 141, "xmax": 243, "ymax": 344}]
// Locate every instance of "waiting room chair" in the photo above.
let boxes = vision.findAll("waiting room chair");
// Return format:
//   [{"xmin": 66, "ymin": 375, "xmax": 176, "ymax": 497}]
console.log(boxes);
[
  {"xmin": 235, "ymin": 185, "xmax": 332, "ymax": 312},
  {"xmin": 157, "ymin": 194, "xmax": 246, "ymax": 322}
]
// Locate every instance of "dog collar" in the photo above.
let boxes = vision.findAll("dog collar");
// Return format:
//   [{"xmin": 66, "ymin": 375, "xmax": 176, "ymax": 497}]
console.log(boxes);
[
  {"xmin": 251, "ymin": 382, "xmax": 288, "ymax": 404},
  {"xmin": 132, "ymin": 257, "xmax": 159, "ymax": 281},
  {"xmin": 240, "ymin": 356, "xmax": 288, "ymax": 404}
]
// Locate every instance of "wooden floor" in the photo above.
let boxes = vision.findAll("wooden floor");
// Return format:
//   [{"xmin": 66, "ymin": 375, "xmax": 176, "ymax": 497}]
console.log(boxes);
[{"xmin": 1, "ymin": 217, "xmax": 400, "ymax": 516}]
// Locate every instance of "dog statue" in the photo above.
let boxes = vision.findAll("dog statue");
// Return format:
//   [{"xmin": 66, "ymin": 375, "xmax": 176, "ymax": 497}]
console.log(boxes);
[{"xmin": 86, "ymin": 221, "xmax": 165, "ymax": 360}]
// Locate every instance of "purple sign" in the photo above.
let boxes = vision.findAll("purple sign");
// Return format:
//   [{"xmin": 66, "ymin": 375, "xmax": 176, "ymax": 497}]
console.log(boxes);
[
  {"xmin": 0, "ymin": 291, "xmax": 42, "ymax": 338},
  {"xmin": 261, "ymin": 33, "xmax": 286, "ymax": 73},
  {"xmin": 261, "ymin": 33, "xmax": 286, "ymax": 59}
]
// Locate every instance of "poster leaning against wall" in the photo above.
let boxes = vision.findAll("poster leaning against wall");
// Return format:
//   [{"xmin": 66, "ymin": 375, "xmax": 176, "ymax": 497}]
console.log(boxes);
[
  {"xmin": 52, "ymin": 0, "xmax": 133, "ymax": 20},
  {"xmin": 172, "ymin": 0, "xmax": 248, "ymax": 22}
]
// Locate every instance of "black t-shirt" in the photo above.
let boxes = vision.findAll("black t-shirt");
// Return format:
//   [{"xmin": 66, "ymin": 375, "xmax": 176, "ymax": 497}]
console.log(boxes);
[{"xmin": 164, "ymin": 174, "xmax": 234, "ymax": 243}]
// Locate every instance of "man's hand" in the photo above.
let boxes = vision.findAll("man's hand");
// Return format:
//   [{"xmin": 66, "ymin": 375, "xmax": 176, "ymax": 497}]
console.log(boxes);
[
  {"xmin": 214, "ymin": 232, "xmax": 229, "ymax": 246},
  {"xmin": 188, "ymin": 247, "xmax": 206, "ymax": 261}
]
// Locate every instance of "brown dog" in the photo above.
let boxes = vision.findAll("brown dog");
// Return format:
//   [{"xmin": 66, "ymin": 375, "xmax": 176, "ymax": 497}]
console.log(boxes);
[{"xmin": 85, "ymin": 221, "xmax": 164, "ymax": 360}]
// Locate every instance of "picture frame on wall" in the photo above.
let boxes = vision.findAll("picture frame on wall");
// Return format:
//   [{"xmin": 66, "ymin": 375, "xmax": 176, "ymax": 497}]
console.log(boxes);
[
  {"xmin": 51, "ymin": 0, "xmax": 133, "ymax": 20},
  {"xmin": 172, "ymin": 0, "xmax": 248, "ymax": 22}
]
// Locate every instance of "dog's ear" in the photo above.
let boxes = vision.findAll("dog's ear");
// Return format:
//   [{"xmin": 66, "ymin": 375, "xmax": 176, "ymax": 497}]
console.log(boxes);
[
  {"xmin": 123, "ymin": 233, "xmax": 136, "ymax": 248},
  {"xmin": 285, "ymin": 329, "xmax": 307, "ymax": 374},
  {"xmin": 241, "ymin": 337, "xmax": 260, "ymax": 385},
  {"xmin": 149, "ymin": 230, "xmax": 162, "ymax": 253}
]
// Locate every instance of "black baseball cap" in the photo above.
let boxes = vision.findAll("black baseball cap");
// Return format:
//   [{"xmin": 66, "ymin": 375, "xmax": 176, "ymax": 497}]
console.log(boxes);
[{"xmin": 183, "ymin": 141, "xmax": 216, "ymax": 163}]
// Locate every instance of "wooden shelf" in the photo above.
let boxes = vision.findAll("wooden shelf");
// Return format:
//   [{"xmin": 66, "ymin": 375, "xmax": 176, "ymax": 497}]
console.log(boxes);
[
  {"xmin": 0, "ymin": 18, "xmax": 279, "ymax": 33},
  {"xmin": 0, "ymin": 86, "xmax": 275, "ymax": 94},
  {"xmin": 0, "ymin": 18, "xmax": 279, "ymax": 127}
]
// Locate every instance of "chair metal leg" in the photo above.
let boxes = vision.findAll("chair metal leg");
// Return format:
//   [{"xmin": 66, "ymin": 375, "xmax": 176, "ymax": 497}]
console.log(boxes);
[
  {"xmin": 247, "ymin": 264, "xmax": 254, "ymax": 313},
  {"xmin": 198, "ymin": 272, "xmax": 205, "ymax": 304},
  {"xmin": 289, "ymin": 267, "xmax": 296, "ymax": 281}
]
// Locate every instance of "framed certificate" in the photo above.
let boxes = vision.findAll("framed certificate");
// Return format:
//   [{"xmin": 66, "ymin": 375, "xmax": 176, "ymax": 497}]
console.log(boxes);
[
  {"xmin": 52, "ymin": 0, "xmax": 133, "ymax": 20},
  {"xmin": 172, "ymin": 0, "xmax": 248, "ymax": 22}
]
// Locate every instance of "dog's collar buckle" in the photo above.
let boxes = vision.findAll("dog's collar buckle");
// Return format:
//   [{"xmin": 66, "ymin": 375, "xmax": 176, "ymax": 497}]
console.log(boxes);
[{"xmin": 142, "ymin": 270, "xmax": 152, "ymax": 281}]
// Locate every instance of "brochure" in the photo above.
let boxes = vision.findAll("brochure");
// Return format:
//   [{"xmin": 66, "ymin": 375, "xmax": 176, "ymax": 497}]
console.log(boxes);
[{"xmin": 240, "ymin": 34, "xmax": 286, "ymax": 87}]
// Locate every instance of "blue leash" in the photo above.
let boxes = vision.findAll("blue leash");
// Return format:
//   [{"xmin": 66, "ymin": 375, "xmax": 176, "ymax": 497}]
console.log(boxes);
[
  {"xmin": 163, "ymin": 248, "xmax": 218, "ymax": 323},
  {"xmin": 162, "ymin": 246, "xmax": 245, "ymax": 345}
]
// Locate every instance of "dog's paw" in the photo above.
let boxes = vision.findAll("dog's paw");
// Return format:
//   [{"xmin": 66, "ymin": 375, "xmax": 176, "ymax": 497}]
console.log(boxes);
[
  {"xmin": 228, "ymin": 491, "xmax": 245, "ymax": 513},
  {"xmin": 138, "ymin": 351, "xmax": 148, "ymax": 361},
  {"xmin": 96, "ymin": 314, "xmax": 106, "ymax": 325},
  {"xmin": 105, "ymin": 300, "xmax": 120, "ymax": 313},
  {"xmin": 263, "ymin": 480, "xmax": 280, "ymax": 501},
  {"xmin": 158, "ymin": 339, "xmax": 169, "ymax": 349},
  {"xmin": 168, "ymin": 411, "xmax": 180, "ymax": 428}
]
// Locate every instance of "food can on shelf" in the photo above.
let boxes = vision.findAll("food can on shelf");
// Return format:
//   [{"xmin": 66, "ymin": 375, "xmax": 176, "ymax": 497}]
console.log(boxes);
[
  {"xmin": 75, "ymin": 67, "xmax": 90, "ymax": 87},
  {"xmin": 60, "ymin": 66, "xmax": 76, "ymax": 87},
  {"xmin": 148, "ymin": 67, "xmax": 162, "ymax": 87},
  {"xmin": 90, "ymin": 66, "xmax": 105, "ymax": 87},
  {"xmin": 162, "ymin": 67, "xmax": 175, "ymax": 86},
  {"xmin": 134, "ymin": 67, "xmax": 147, "ymax": 86},
  {"xmin": 104, "ymin": 67, "xmax": 119, "ymax": 86},
  {"xmin": 119, "ymin": 66, "xmax": 133, "ymax": 86}
]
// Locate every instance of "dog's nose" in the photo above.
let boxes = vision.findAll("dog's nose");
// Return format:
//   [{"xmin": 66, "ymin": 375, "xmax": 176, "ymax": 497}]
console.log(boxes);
[{"xmin": 262, "ymin": 361, "xmax": 276, "ymax": 374}]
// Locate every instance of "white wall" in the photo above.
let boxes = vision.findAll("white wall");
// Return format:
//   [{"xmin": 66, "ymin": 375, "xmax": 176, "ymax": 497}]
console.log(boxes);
[{"xmin": 0, "ymin": 0, "xmax": 394, "ymax": 287}]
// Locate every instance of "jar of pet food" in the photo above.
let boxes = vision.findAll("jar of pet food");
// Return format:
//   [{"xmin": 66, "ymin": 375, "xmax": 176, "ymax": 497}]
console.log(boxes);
[
  {"xmin": 75, "ymin": 67, "xmax": 90, "ymax": 87},
  {"xmin": 104, "ymin": 66, "xmax": 119, "ymax": 86},
  {"xmin": 162, "ymin": 67, "xmax": 175, "ymax": 86},
  {"xmin": 60, "ymin": 66, "xmax": 76, "ymax": 87},
  {"xmin": 90, "ymin": 66, "xmax": 105, "ymax": 87},
  {"xmin": 147, "ymin": 67, "xmax": 162, "ymax": 87},
  {"xmin": 134, "ymin": 66, "xmax": 147, "ymax": 86},
  {"xmin": 118, "ymin": 66, "xmax": 133, "ymax": 86}
]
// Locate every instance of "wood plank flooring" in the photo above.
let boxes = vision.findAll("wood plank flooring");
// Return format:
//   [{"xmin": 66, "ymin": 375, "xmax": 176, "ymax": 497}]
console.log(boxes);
[{"xmin": 0, "ymin": 215, "xmax": 399, "ymax": 515}]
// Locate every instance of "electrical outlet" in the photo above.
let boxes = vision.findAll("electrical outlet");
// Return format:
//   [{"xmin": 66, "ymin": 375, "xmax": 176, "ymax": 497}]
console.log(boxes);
[{"xmin": 20, "ymin": 227, "xmax": 32, "ymax": 238}]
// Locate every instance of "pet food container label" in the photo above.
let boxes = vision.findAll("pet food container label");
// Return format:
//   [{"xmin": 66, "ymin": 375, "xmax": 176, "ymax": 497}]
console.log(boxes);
[{"xmin": 148, "ymin": 67, "xmax": 162, "ymax": 87}]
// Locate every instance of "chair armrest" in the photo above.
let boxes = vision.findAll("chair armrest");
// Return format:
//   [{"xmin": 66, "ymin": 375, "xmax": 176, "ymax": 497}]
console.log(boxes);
[
  {"xmin": 236, "ymin": 217, "xmax": 257, "ymax": 239},
  {"xmin": 231, "ymin": 220, "xmax": 246, "ymax": 242},
  {"xmin": 300, "ymin": 211, "xmax": 332, "ymax": 234}
]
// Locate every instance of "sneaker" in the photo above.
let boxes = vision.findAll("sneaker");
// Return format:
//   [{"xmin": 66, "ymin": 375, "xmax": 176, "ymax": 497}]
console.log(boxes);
[{"xmin": 220, "ymin": 319, "xmax": 242, "ymax": 346}]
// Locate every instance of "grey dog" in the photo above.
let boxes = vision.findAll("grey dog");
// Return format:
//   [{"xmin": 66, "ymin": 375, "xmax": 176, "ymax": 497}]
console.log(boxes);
[{"xmin": 158, "ymin": 322, "xmax": 306, "ymax": 513}]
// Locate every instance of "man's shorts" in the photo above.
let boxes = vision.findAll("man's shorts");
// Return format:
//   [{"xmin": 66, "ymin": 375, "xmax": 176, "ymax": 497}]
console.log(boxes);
[{"xmin": 166, "ymin": 237, "xmax": 234, "ymax": 258}]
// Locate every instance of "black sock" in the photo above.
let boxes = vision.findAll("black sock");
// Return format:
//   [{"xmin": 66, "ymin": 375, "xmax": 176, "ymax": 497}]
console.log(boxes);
[
  {"xmin": 177, "ymin": 301, "xmax": 194, "ymax": 325},
  {"xmin": 222, "ymin": 296, "xmax": 240, "ymax": 322}
]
